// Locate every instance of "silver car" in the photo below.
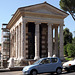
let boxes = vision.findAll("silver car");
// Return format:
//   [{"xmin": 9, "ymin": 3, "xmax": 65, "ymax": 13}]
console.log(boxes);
[{"xmin": 22, "ymin": 57, "xmax": 62, "ymax": 75}]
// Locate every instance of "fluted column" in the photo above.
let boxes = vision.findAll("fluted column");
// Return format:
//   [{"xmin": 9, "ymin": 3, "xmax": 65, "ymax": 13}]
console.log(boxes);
[
  {"xmin": 19, "ymin": 24, "xmax": 21, "ymax": 58},
  {"xmin": 16, "ymin": 27, "xmax": 18, "ymax": 58},
  {"xmin": 18, "ymin": 25, "xmax": 20, "ymax": 59},
  {"xmin": 48, "ymin": 23, "xmax": 53, "ymax": 57},
  {"xmin": 60, "ymin": 24, "xmax": 64, "ymax": 60},
  {"xmin": 10, "ymin": 31, "xmax": 13, "ymax": 57},
  {"xmin": 34, "ymin": 22, "xmax": 40, "ymax": 60},
  {"xmin": 55, "ymin": 26, "xmax": 58, "ymax": 57},
  {"xmin": 12, "ymin": 31, "xmax": 14, "ymax": 57},
  {"xmin": 14, "ymin": 30, "xmax": 16, "ymax": 57},
  {"xmin": 21, "ymin": 19, "xmax": 27, "ymax": 60}
]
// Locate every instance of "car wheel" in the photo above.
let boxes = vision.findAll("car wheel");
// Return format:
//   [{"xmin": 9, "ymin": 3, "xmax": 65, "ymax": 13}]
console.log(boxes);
[
  {"xmin": 51, "ymin": 72, "xmax": 54, "ymax": 75},
  {"xmin": 56, "ymin": 68, "xmax": 62, "ymax": 74},
  {"xmin": 31, "ymin": 70, "xmax": 37, "ymax": 75},
  {"xmin": 66, "ymin": 68, "xmax": 71, "ymax": 73}
]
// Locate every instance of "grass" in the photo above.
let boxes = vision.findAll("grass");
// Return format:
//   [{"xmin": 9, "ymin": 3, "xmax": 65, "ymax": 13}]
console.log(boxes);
[{"xmin": 65, "ymin": 57, "xmax": 73, "ymax": 61}]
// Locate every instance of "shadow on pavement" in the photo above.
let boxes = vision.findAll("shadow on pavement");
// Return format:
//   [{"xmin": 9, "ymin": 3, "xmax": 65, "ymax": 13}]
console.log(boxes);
[{"xmin": 41, "ymin": 71, "xmax": 75, "ymax": 75}]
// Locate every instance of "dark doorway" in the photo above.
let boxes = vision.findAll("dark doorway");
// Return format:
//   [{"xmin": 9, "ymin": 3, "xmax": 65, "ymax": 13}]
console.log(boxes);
[
  {"xmin": 28, "ymin": 22, "xmax": 35, "ymax": 59},
  {"xmin": 40, "ymin": 23, "xmax": 48, "ymax": 58}
]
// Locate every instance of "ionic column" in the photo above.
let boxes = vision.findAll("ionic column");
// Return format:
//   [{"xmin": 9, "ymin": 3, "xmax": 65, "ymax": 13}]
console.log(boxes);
[
  {"xmin": 21, "ymin": 19, "xmax": 27, "ymax": 60},
  {"xmin": 60, "ymin": 24, "xmax": 64, "ymax": 60},
  {"xmin": 34, "ymin": 22, "xmax": 40, "ymax": 60},
  {"xmin": 14, "ymin": 30, "xmax": 16, "ymax": 57},
  {"xmin": 20, "ymin": 24, "xmax": 21, "ymax": 59},
  {"xmin": 18, "ymin": 25, "xmax": 20, "ymax": 59},
  {"xmin": 55, "ymin": 26, "xmax": 58, "ymax": 57},
  {"xmin": 12, "ymin": 30, "xmax": 14, "ymax": 57},
  {"xmin": 10, "ymin": 31, "xmax": 13, "ymax": 57},
  {"xmin": 48, "ymin": 23, "xmax": 53, "ymax": 57},
  {"xmin": 16, "ymin": 27, "xmax": 18, "ymax": 58}
]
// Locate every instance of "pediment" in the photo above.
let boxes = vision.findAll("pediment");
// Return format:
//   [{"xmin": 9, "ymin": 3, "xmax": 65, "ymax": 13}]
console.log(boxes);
[
  {"xmin": 27, "ymin": 7, "xmax": 61, "ymax": 16},
  {"xmin": 20, "ymin": 2, "xmax": 68, "ymax": 17}
]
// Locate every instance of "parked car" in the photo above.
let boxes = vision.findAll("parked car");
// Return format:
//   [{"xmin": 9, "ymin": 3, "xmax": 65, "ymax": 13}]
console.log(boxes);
[
  {"xmin": 22, "ymin": 57, "xmax": 62, "ymax": 75},
  {"xmin": 63, "ymin": 59, "xmax": 75, "ymax": 72}
]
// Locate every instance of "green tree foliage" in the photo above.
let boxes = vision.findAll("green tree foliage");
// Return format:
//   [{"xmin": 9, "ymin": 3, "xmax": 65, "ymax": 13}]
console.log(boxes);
[
  {"xmin": 64, "ymin": 44, "xmax": 68, "ymax": 56},
  {"xmin": 64, "ymin": 37, "xmax": 75, "ymax": 57},
  {"xmin": 67, "ymin": 44, "xmax": 75, "ymax": 57},
  {"xmin": 63, "ymin": 28, "xmax": 72, "ymax": 45},
  {"xmin": 72, "ymin": 37, "xmax": 75, "ymax": 44},
  {"xmin": 60, "ymin": 0, "xmax": 75, "ymax": 21},
  {"xmin": 0, "ymin": 43, "xmax": 1, "ymax": 46}
]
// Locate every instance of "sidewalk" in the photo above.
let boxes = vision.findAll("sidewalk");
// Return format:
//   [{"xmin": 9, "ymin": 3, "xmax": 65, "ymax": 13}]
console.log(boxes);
[
  {"xmin": 0, "ymin": 66, "xmax": 24, "ymax": 72},
  {"xmin": 0, "ymin": 68, "xmax": 10, "ymax": 72}
]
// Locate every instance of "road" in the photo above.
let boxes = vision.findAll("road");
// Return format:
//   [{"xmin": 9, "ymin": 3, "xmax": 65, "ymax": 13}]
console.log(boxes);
[{"xmin": 0, "ymin": 71, "xmax": 75, "ymax": 75}]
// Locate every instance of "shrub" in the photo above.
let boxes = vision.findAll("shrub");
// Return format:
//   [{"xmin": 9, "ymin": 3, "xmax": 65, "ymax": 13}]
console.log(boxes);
[
  {"xmin": 67, "ymin": 44, "xmax": 75, "ymax": 57},
  {"xmin": 64, "ymin": 45, "xmax": 68, "ymax": 56}
]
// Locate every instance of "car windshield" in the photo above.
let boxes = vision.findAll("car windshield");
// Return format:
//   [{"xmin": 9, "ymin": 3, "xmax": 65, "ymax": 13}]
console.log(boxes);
[{"xmin": 33, "ymin": 59, "xmax": 42, "ymax": 65}]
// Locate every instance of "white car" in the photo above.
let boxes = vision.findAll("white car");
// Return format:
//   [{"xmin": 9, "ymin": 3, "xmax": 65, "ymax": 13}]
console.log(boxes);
[{"xmin": 63, "ymin": 59, "xmax": 75, "ymax": 72}]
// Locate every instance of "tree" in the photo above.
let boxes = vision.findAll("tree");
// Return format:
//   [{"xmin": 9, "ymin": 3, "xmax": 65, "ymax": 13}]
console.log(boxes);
[
  {"xmin": 72, "ymin": 37, "xmax": 75, "ymax": 44},
  {"xmin": 63, "ymin": 28, "xmax": 72, "ymax": 45},
  {"xmin": 64, "ymin": 44, "xmax": 68, "ymax": 56},
  {"xmin": 67, "ymin": 44, "xmax": 75, "ymax": 57},
  {"xmin": 59, "ymin": 0, "xmax": 75, "ymax": 21}
]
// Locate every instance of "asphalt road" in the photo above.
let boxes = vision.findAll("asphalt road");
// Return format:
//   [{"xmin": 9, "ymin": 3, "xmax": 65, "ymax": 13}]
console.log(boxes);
[{"xmin": 0, "ymin": 71, "xmax": 75, "ymax": 75}]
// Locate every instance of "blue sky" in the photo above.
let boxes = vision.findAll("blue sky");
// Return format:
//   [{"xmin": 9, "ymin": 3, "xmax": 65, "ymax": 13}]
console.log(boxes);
[{"xmin": 0, "ymin": 0, "xmax": 75, "ymax": 43}]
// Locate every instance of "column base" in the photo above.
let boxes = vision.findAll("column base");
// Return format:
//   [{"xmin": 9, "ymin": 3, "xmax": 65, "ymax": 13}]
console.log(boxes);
[
  {"xmin": 34, "ymin": 56, "xmax": 40, "ymax": 60},
  {"xmin": 20, "ymin": 57, "xmax": 26, "ymax": 61},
  {"xmin": 60, "ymin": 56, "xmax": 65, "ymax": 61}
]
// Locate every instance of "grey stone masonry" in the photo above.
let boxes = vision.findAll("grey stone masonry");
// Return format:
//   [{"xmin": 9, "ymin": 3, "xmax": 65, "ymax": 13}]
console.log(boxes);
[
  {"xmin": 48, "ymin": 23, "xmax": 53, "ymax": 57},
  {"xmin": 34, "ymin": 22, "xmax": 40, "ymax": 60}
]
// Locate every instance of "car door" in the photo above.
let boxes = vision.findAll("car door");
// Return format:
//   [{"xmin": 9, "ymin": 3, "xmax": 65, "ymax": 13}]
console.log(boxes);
[
  {"xmin": 37, "ymin": 58, "xmax": 51, "ymax": 73},
  {"xmin": 50, "ymin": 58, "xmax": 58, "ymax": 71}
]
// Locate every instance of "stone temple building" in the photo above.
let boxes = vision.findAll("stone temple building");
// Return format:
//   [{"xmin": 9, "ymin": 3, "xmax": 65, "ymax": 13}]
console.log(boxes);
[{"xmin": 6, "ymin": 2, "xmax": 68, "ymax": 63}]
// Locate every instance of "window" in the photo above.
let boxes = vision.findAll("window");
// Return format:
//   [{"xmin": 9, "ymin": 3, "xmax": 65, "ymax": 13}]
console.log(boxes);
[
  {"xmin": 51, "ymin": 58, "xmax": 58, "ymax": 63},
  {"xmin": 41, "ymin": 58, "xmax": 50, "ymax": 64}
]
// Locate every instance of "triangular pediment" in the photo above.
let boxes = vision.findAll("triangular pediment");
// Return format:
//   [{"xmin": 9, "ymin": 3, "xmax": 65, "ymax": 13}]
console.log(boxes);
[
  {"xmin": 26, "ymin": 7, "xmax": 61, "ymax": 16},
  {"xmin": 20, "ymin": 2, "xmax": 68, "ymax": 17}
]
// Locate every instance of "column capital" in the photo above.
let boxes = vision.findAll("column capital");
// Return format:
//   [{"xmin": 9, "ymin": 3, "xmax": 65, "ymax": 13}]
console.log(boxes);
[
  {"xmin": 55, "ymin": 26, "xmax": 58, "ymax": 29},
  {"xmin": 47, "ymin": 23, "xmax": 53, "ymax": 26},
  {"xmin": 35, "ymin": 21, "xmax": 41, "ymax": 25},
  {"xmin": 60, "ymin": 23, "xmax": 64, "ymax": 26},
  {"xmin": 21, "ymin": 20, "xmax": 28, "ymax": 25}
]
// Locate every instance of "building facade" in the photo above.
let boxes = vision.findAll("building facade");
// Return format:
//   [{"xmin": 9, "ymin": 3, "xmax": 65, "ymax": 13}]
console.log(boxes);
[
  {"xmin": 1, "ymin": 24, "xmax": 10, "ymax": 68},
  {"xmin": 6, "ymin": 2, "xmax": 68, "ymax": 61}
]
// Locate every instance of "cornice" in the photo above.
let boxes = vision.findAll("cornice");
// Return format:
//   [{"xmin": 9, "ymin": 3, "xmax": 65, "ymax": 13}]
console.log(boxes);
[
  {"xmin": 7, "ymin": 9, "xmax": 22, "ymax": 29},
  {"xmin": 7, "ymin": 10, "xmax": 65, "ymax": 29},
  {"xmin": 24, "ymin": 11, "xmax": 66, "ymax": 19}
]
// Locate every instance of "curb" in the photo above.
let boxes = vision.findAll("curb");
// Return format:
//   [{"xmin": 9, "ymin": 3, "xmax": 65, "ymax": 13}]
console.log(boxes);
[{"xmin": 0, "ymin": 66, "xmax": 24, "ymax": 72}]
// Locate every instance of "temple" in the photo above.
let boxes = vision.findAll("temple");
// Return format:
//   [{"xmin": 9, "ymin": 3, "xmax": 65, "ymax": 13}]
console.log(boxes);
[{"xmin": 1, "ymin": 2, "xmax": 68, "ymax": 67}]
